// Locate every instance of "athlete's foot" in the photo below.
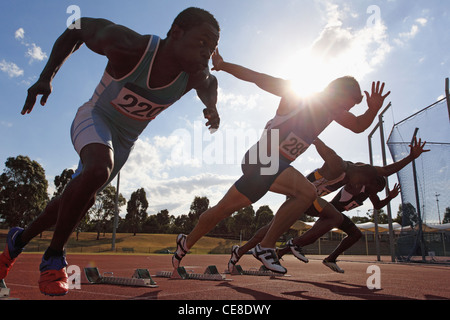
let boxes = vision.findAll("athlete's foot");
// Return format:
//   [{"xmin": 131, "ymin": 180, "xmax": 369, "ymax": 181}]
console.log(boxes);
[
  {"xmin": 227, "ymin": 245, "xmax": 241, "ymax": 273},
  {"xmin": 322, "ymin": 259, "xmax": 344, "ymax": 273},
  {"xmin": 286, "ymin": 239, "xmax": 309, "ymax": 263},
  {"xmin": 0, "ymin": 227, "xmax": 25, "ymax": 280},
  {"xmin": 253, "ymin": 244, "xmax": 287, "ymax": 274},
  {"xmin": 172, "ymin": 234, "xmax": 188, "ymax": 269},
  {"xmin": 38, "ymin": 253, "xmax": 69, "ymax": 296}
]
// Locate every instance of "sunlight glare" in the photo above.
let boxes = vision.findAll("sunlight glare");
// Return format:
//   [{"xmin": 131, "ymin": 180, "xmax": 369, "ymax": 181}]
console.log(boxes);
[{"xmin": 283, "ymin": 47, "xmax": 366, "ymax": 98}]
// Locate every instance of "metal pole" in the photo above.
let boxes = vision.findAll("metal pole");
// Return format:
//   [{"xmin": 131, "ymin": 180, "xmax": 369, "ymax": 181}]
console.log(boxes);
[
  {"xmin": 435, "ymin": 193, "xmax": 441, "ymax": 224},
  {"xmin": 411, "ymin": 129, "xmax": 426, "ymax": 262},
  {"xmin": 378, "ymin": 103, "xmax": 396, "ymax": 262},
  {"xmin": 445, "ymin": 78, "xmax": 450, "ymax": 122},
  {"xmin": 368, "ymin": 116, "xmax": 385, "ymax": 262},
  {"xmin": 111, "ymin": 171, "xmax": 120, "ymax": 251}
]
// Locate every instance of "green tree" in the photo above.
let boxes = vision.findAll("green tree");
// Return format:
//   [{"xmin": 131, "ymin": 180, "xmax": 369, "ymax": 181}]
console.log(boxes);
[
  {"xmin": 88, "ymin": 185, "xmax": 125, "ymax": 239},
  {"xmin": 189, "ymin": 196, "xmax": 209, "ymax": 221},
  {"xmin": 442, "ymin": 207, "xmax": 450, "ymax": 224},
  {"xmin": 254, "ymin": 205, "xmax": 274, "ymax": 231},
  {"xmin": 170, "ymin": 214, "xmax": 191, "ymax": 234},
  {"xmin": 231, "ymin": 205, "xmax": 255, "ymax": 240},
  {"xmin": 0, "ymin": 155, "xmax": 48, "ymax": 227},
  {"xmin": 125, "ymin": 188, "xmax": 148, "ymax": 235},
  {"xmin": 52, "ymin": 168, "xmax": 74, "ymax": 199}
]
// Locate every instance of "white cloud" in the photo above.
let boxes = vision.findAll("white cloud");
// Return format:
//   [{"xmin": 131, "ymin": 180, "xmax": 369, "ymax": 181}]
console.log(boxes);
[
  {"xmin": 110, "ymin": 131, "xmax": 243, "ymax": 215},
  {"xmin": 394, "ymin": 17, "xmax": 428, "ymax": 46},
  {"xmin": 0, "ymin": 59, "xmax": 24, "ymax": 78},
  {"xmin": 26, "ymin": 43, "xmax": 48, "ymax": 63},
  {"xmin": 1, "ymin": 121, "xmax": 13, "ymax": 128},
  {"xmin": 15, "ymin": 28, "xmax": 25, "ymax": 40},
  {"xmin": 283, "ymin": 1, "xmax": 392, "ymax": 93},
  {"xmin": 14, "ymin": 27, "xmax": 48, "ymax": 64},
  {"xmin": 215, "ymin": 87, "xmax": 260, "ymax": 111}
]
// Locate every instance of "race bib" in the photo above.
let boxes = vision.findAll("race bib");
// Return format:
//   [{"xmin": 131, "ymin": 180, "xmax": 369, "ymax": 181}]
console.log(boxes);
[
  {"xmin": 111, "ymin": 85, "xmax": 170, "ymax": 121},
  {"xmin": 279, "ymin": 132, "xmax": 310, "ymax": 161}
]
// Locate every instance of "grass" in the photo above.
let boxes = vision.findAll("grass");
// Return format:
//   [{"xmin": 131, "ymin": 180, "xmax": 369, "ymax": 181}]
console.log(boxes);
[{"xmin": 0, "ymin": 229, "xmax": 241, "ymax": 255}]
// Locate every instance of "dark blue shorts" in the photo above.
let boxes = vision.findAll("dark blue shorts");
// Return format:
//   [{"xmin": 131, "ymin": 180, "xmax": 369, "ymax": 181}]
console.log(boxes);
[{"xmin": 234, "ymin": 148, "xmax": 292, "ymax": 203}]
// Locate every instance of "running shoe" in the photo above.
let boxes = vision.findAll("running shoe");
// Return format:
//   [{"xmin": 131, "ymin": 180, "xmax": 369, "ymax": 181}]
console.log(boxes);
[
  {"xmin": 38, "ymin": 253, "xmax": 69, "ymax": 296},
  {"xmin": 322, "ymin": 259, "xmax": 345, "ymax": 273},
  {"xmin": 252, "ymin": 244, "xmax": 287, "ymax": 274},
  {"xmin": 0, "ymin": 227, "xmax": 24, "ymax": 280},
  {"xmin": 286, "ymin": 239, "xmax": 309, "ymax": 263},
  {"xmin": 227, "ymin": 245, "xmax": 241, "ymax": 274},
  {"xmin": 172, "ymin": 234, "xmax": 188, "ymax": 269}
]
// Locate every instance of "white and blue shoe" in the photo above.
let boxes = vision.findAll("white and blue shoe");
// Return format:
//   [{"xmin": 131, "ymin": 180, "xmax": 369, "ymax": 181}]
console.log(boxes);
[
  {"xmin": 287, "ymin": 239, "xmax": 309, "ymax": 263},
  {"xmin": 227, "ymin": 245, "xmax": 241, "ymax": 274},
  {"xmin": 172, "ymin": 234, "xmax": 188, "ymax": 269},
  {"xmin": 252, "ymin": 244, "xmax": 287, "ymax": 274}
]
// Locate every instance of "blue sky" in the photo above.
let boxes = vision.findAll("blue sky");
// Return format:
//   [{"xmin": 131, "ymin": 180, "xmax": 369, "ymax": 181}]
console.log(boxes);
[{"xmin": 0, "ymin": 0, "xmax": 449, "ymax": 221}]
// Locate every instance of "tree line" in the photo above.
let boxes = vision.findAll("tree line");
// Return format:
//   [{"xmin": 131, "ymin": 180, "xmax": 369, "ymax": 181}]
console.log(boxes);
[
  {"xmin": 1, "ymin": 155, "xmax": 449, "ymax": 241},
  {"xmin": 0, "ymin": 155, "xmax": 277, "ymax": 241}
]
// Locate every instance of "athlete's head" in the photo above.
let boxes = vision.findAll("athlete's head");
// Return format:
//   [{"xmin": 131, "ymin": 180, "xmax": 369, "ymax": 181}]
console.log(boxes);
[
  {"xmin": 324, "ymin": 76, "xmax": 363, "ymax": 111},
  {"xmin": 346, "ymin": 164, "xmax": 377, "ymax": 190},
  {"xmin": 168, "ymin": 7, "xmax": 220, "ymax": 38},
  {"xmin": 167, "ymin": 8, "xmax": 220, "ymax": 74}
]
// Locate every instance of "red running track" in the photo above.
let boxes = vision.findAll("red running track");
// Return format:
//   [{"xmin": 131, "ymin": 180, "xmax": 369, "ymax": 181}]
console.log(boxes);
[{"xmin": 2, "ymin": 253, "xmax": 449, "ymax": 301}]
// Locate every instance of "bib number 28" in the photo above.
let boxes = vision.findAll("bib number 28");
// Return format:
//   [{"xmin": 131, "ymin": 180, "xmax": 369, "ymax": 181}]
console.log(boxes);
[{"xmin": 280, "ymin": 132, "xmax": 309, "ymax": 161}]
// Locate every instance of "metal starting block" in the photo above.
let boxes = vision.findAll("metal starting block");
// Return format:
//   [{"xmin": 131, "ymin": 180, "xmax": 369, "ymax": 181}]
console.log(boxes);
[
  {"xmin": 227, "ymin": 264, "xmax": 290, "ymax": 277},
  {"xmin": 0, "ymin": 279, "xmax": 10, "ymax": 298},
  {"xmin": 84, "ymin": 267, "xmax": 158, "ymax": 288},
  {"xmin": 156, "ymin": 265, "xmax": 231, "ymax": 281}
]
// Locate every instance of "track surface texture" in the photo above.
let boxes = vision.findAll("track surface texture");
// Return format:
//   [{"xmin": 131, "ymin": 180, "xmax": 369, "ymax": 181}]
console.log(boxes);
[{"xmin": 3, "ymin": 253, "xmax": 449, "ymax": 302}]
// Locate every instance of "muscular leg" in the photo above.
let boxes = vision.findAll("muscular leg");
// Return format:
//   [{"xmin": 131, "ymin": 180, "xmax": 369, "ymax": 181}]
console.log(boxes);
[
  {"xmin": 293, "ymin": 201, "xmax": 343, "ymax": 247},
  {"xmin": 237, "ymin": 221, "xmax": 272, "ymax": 257},
  {"xmin": 325, "ymin": 222, "xmax": 362, "ymax": 262},
  {"xmin": 277, "ymin": 200, "xmax": 344, "ymax": 257},
  {"xmin": 185, "ymin": 185, "xmax": 252, "ymax": 250},
  {"xmin": 47, "ymin": 143, "xmax": 113, "ymax": 252},
  {"xmin": 259, "ymin": 167, "xmax": 317, "ymax": 249}
]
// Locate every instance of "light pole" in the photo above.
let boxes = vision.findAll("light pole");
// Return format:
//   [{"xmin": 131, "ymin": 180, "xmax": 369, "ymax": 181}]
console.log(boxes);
[{"xmin": 435, "ymin": 193, "xmax": 441, "ymax": 224}]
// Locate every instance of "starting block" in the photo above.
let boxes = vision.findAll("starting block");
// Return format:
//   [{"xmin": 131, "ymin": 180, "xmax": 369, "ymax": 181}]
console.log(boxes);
[
  {"xmin": 0, "ymin": 279, "xmax": 10, "ymax": 298},
  {"xmin": 227, "ymin": 264, "xmax": 289, "ymax": 277},
  {"xmin": 156, "ymin": 265, "xmax": 231, "ymax": 281},
  {"xmin": 84, "ymin": 267, "xmax": 158, "ymax": 288}
]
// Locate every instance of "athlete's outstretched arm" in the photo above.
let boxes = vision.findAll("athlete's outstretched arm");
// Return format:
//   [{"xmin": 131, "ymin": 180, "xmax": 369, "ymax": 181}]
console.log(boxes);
[
  {"xmin": 195, "ymin": 71, "xmax": 220, "ymax": 131},
  {"xmin": 374, "ymin": 137, "xmax": 429, "ymax": 177},
  {"xmin": 211, "ymin": 49, "xmax": 291, "ymax": 98},
  {"xmin": 333, "ymin": 81, "xmax": 391, "ymax": 133},
  {"xmin": 22, "ymin": 18, "xmax": 144, "ymax": 115},
  {"xmin": 369, "ymin": 183, "xmax": 401, "ymax": 210}
]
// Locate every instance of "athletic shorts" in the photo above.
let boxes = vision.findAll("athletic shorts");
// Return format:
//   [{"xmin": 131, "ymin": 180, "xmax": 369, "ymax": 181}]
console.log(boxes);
[
  {"xmin": 234, "ymin": 146, "xmax": 292, "ymax": 203},
  {"xmin": 304, "ymin": 198, "xmax": 327, "ymax": 217},
  {"xmin": 70, "ymin": 101, "xmax": 136, "ymax": 189},
  {"xmin": 338, "ymin": 214, "xmax": 357, "ymax": 234}
]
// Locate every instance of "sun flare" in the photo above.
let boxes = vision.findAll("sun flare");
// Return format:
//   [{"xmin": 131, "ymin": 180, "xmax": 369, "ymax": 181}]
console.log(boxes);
[{"xmin": 282, "ymin": 47, "xmax": 366, "ymax": 98}]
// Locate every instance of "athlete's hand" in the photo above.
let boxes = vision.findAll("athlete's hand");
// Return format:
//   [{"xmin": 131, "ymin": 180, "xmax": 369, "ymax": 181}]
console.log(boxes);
[
  {"xmin": 211, "ymin": 48, "xmax": 224, "ymax": 72},
  {"xmin": 364, "ymin": 81, "xmax": 390, "ymax": 112},
  {"xmin": 409, "ymin": 137, "xmax": 430, "ymax": 159},
  {"xmin": 203, "ymin": 107, "xmax": 220, "ymax": 133},
  {"xmin": 389, "ymin": 183, "xmax": 401, "ymax": 199},
  {"xmin": 21, "ymin": 80, "xmax": 52, "ymax": 115}
]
